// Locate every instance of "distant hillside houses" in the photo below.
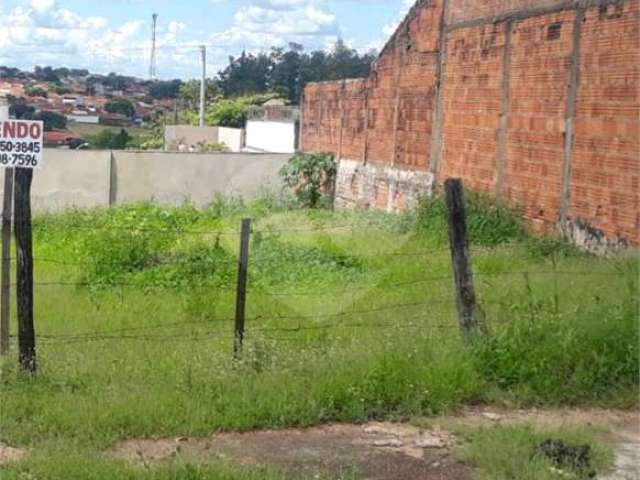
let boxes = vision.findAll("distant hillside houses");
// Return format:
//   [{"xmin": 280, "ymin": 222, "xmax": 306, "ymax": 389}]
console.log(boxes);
[{"xmin": 0, "ymin": 65, "xmax": 175, "ymax": 128}]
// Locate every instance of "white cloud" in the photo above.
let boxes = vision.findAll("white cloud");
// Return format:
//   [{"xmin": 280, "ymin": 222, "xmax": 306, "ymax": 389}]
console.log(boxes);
[
  {"xmin": 210, "ymin": 0, "xmax": 340, "ymax": 53},
  {"xmin": 380, "ymin": 0, "xmax": 416, "ymax": 47},
  {"xmin": 0, "ymin": 0, "xmax": 394, "ymax": 78}
]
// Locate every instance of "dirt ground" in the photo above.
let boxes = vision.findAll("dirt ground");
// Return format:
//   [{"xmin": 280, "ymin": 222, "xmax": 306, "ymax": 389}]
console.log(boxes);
[
  {"xmin": 112, "ymin": 422, "xmax": 472, "ymax": 480},
  {"xmin": 2, "ymin": 408, "xmax": 638, "ymax": 479},
  {"xmin": 110, "ymin": 408, "xmax": 639, "ymax": 479}
]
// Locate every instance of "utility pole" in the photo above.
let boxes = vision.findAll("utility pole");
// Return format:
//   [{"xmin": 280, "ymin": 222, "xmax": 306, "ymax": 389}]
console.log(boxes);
[
  {"xmin": 149, "ymin": 13, "xmax": 158, "ymax": 80},
  {"xmin": 444, "ymin": 179, "xmax": 484, "ymax": 340},
  {"xmin": 199, "ymin": 45, "xmax": 206, "ymax": 127},
  {"xmin": 0, "ymin": 97, "xmax": 12, "ymax": 356},
  {"xmin": 14, "ymin": 167, "xmax": 35, "ymax": 372}
]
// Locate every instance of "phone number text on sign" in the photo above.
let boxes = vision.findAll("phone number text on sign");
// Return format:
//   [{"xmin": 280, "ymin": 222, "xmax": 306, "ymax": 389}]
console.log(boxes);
[{"xmin": 0, "ymin": 120, "xmax": 44, "ymax": 169}]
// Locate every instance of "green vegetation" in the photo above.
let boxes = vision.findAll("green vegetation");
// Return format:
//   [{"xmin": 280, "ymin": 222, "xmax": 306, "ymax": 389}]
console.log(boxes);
[
  {"xmin": 35, "ymin": 111, "xmax": 67, "ymax": 131},
  {"xmin": 49, "ymin": 83, "xmax": 73, "ymax": 95},
  {"xmin": 0, "ymin": 194, "xmax": 637, "ymax": 477},
  {"xmin": 179, "ymin": 79, "xmax": 222, "ymax": 110},
  {"xmin": 66, "ymin": 123, "xmax": 146, "ymax": 137},
  {"xmin": 218, "ymin": 40, "xmax": 376, "ymax": 103},
  {"xmin": 280, "ymin": 152, "xmax": 337, "ymax": 208},
  {"xmin": 24, "ymin": 86, "xmax": 48, "ymax": 98},
  {"xmin": 149, "ymin": 79, "xmax": 183, "ymax": 100},
  {"xmin": 183, "ymin": 93, "xmax": 283, "ymax": 129},
  {"xmin": 126, "ymin": 116, "xmax": 165, "ymax": 151},
  {"xmin": 458, "ymin": 424, "xmax": 612, "ymax": 480},
  {"xmin": 105, "ymin": 98, "xmax": 135, "ymax": 118},
  {"xmin": 3, "ymin": 451, "xmax": 279, "ymax": 480},
  {"xmin": 87, "ymin": 128, "xmax": 132, "ymax": 150},
  {"xmin": 204, "ymin": 98, "xmax": 248, "ymax": 129}
]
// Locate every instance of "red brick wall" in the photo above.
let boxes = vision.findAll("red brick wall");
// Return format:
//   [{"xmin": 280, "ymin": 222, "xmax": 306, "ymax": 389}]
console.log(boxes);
[
  {"xmin": 447, "ymin": 0, "xmax": 562, "ymax": 23},
  {"xmin": 303, "ymin": 0, "xmax": 444, "ymax": 170},
  {"xmin": 440, "ymin": 23, "xmax": 507, "ymax": 194},
  {"xmin": 302, "ymin": 0, "xmax": 640, "ymax": 246},
  {"xmin": 504, "ymin": 11, "xmax": 575, "ymax": 227},
  {"xmin": 395, "ymin": 0, "xmax": 442, "ymax": 169},
  {"xmin": 340, "ymin": 80, "xmax": 368, "ymax": 160},
  {"xmin": 571, "ymin": 1, "xmax": 639, "ymax": 242}
]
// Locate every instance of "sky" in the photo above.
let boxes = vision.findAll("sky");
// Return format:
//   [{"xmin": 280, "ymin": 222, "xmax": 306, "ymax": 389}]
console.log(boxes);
[{"xmin": 0, "ymin": 0, "xmax": 415, "ymax": 80}]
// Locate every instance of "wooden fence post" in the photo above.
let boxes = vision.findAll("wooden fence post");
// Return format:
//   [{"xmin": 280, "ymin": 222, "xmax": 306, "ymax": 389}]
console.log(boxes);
[
  {"xmin": 444, "ymin": 178, "xmax": 483, "ymax": 340},
  {"xmin": 234, "ymin": 218, "xmax": 251, "ymax": 357},
  {"xmin": 14, "ymin": 167, "xmax": 36, "ymax": 372},
  {"xmin": 0, "ymin": 168, "xmax": 14, "ymax": 355}
]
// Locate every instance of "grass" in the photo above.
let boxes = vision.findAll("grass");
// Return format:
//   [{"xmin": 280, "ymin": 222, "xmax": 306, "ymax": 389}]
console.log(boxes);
[
  {"xmin": 458, "ymin": 424, "xmax": 613, "ymax": 480},
  {"xmin": 66, "ymin": 123, "xmax": 147, "ymax": 140},
  {"xmin": 2, "ymin": 452, "xmax": 281, "ymax": 480},
  {"xmin": 0, "ymin": 195, "xmax": 637, "ymax": 478}
]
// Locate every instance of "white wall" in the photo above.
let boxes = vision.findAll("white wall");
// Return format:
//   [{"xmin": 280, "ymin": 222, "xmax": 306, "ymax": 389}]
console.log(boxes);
[
  {"xmin": 217, "ymin": 127, "xmax": 244, "ymax": 152},
  {"xmin": 67, "ymin": 115, "xmax": 100, "ymax": 124},
  {"xmin": 245, "ymin": 120, "xmax": 296, "ymax": 154}
]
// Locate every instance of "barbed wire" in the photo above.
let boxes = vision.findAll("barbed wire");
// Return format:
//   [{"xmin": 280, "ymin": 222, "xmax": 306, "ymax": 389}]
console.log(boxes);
[
  {"xmin": 24, "ymin": 219, "xmax": 408, "ymax": 237},
  {"xmin": 34, "ymin": 312, "xmax": 459, "ymax": 345}
]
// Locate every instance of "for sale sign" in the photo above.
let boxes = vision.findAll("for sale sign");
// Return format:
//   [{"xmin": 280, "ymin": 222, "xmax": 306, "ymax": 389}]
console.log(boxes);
[{"xmin": 0, "ymin": 120, "xmax": 44, "ymax": 169}]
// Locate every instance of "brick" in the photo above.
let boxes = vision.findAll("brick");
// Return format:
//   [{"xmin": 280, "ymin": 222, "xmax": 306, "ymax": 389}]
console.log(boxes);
[{"xmin": 302, "ymin": 0, "xmax": 640, "ymax": 247}]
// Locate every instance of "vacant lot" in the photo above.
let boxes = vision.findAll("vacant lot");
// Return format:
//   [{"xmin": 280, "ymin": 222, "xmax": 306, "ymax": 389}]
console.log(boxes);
[
  {"xmin": 66, "ymin": 123, "xmax": 147, "ymax": 139},
  {"xmin": 0, "ymin": 197, "xmax": 637, "ymax": 478}
]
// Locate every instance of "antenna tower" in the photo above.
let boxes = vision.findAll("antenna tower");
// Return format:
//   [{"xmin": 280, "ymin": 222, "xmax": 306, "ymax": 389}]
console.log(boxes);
[{"xmin": 149, "ymin": 13, "xmax": 158, "ymax": 80}]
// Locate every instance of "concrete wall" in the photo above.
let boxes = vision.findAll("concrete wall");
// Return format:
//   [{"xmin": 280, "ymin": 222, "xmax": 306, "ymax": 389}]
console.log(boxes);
[
  {"xmin": 164, "ymin": 126, "xmax": 219, "ymax": 152},
  {"xmin": 302, "ymin": 0, "xmax": 640, "ymax": 249},
  {"xmin": 164, "ymin": 125, "xmax": 244, "ymax": 152},
  {"xmin": 1, "ymin": 149, "xmax": 290, "ymax": 212},
  {"xmin": 32, "ymin": 150, "xmax": 111, "ymax": 211},
  {"xmin": 245, "ymin": 120, "xmax": 296, "ymax": 153},
  {"xmin": 113, "ymin": 151, "xmax": 289, "ymax": 207},
  {"xmin": 218, "ymin": 127, "xmax": 244, "ymax": 152}
]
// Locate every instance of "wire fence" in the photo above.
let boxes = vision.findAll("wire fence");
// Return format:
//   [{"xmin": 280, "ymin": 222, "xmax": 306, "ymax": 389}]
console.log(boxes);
[{"xmin": 2, "ymin": 213, "xmax": 636, "ymax": 356}]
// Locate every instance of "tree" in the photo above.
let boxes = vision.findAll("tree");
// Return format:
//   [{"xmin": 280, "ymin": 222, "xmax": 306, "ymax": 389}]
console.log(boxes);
[
  {"xmin": 88, "ymin": 129, "xmax": 132, "ymax": 150},
  {"xmin": 206, "ymin": 99, "xmax": 248, "ymax": 129},
  {"xmin": 218, "ymin": 51, "xmax": 274, "ymax": 97},
  {"xmin": 178, "ymin": 79, "xmax": 221, "ymax": 110},
  {"xmin": 9, "ymin": 102, "xmax": 35, "ymax": 120},
  {"xmin": 215, "ymin": 40, "xmax": 376, "ymax": 105},
  {"xmin": 34, "ymin": 66, "xmax": 59, "ymax": 83},
  {"xmin": 35, "ymin": 111, "xmax": 67, "ymax": 131},
  {"xmin": 53, "ymin": 67, "xmax": 70, "ymax": 78},
  {"xmin": 149, "ymin": 79, "xmax": 183, "ymax": 99},
  {"xmin": 105, "ymin": 99, "xmax": 135, "ymax": 118},
  {"xmin": 269, "ymin": 44, "xmax": 304, "ymax": 104},
  {"xmin": 25, "ymin": 86, "xmax": 48, "ymax": 98},
  {"xmin": 69, "ymin": 69, "xmax": 89, "ymax": 77},
  {"xmin": 102, "ymin": 73, "xmax": 131, "ymax": 91},
  {"xmin": 50, "ymin": 83, "xmax": 72, "ymax": 95},
  {"xmin": 327, "ymin": 39, "xmax": 376, "ymax": 81}
]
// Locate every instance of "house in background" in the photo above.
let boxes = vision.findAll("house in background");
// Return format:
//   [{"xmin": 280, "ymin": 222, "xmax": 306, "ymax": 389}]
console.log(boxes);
[
  {"xmin": 244, "ymin": 101, "xmax": 300, "ymax": 154},
  {"xmin": 44, "ymin": 131, "xmax": 83, "ymax": 149}
]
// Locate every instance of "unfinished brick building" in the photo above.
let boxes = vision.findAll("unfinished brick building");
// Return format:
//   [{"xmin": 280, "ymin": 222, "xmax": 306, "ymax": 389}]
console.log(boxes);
[{"xmin": 301, "ymin": 0, "xmax": 639, "ymax": 249}]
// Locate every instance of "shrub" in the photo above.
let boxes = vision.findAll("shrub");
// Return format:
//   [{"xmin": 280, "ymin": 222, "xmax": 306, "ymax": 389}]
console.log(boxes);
[
  {"xmin": 205, "ymin": 99, "xmax": 247, "ymax": 128},
  {"xmin": 279, "ymin": 152, "xmax": 337, "ymax": 208},
  {"xmin": 87, "ymin": 129, "xmax": 132, "ymax": 150},
  {"xmin": 104, "ymin": 99, "xmax": 135, "ymax": 118},
  {"xmin": 472, "ymin": 298, "xmax": 639, "ymax": 404},
  {"xmin": 25, "ymin": 86, "xmax": 48, "ymax": 98},
  {"xmin": 416, "ymin": 190, "xmax": 528, "ymax": 246},
  {"xmin": 35, "ymin": 111, "xmax": 67, "ymax": 131}
]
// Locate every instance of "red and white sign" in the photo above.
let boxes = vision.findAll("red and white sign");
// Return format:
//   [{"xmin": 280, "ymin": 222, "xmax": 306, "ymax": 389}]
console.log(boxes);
[{"xmin": 0, "ymin": 120, "xmax": 44, "ymax": 169}]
